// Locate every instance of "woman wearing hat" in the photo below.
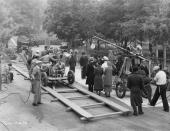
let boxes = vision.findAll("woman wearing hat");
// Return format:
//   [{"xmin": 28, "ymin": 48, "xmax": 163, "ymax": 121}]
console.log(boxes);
[
  {"xmin": 86, "ymin": 57, "xmax": 95, "ymax": 92},
  {"xmin": 94, "ymin": 62, "xmax": 103, "ymax": 95},
  {"xmin": 103, "ymin": 61, "xmax": 113, "ymax": 97}
]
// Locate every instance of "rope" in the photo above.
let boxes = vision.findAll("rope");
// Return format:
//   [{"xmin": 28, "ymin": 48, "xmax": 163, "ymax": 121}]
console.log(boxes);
[{"xmin": 0, "ymin": 85, "xmax": 31, "ymax": 104}]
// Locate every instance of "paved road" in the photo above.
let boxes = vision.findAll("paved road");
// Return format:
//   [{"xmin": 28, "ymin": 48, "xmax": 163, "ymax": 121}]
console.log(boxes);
[{"xmin": 1, "ymin": 60, "xmax": 170, "ymax": 131}]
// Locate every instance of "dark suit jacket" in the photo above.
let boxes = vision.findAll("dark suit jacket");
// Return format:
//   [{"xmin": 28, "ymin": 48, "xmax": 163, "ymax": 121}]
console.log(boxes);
[{"xmin": 127, "ymin": 72, "xmax": 144, "ymax": 91}]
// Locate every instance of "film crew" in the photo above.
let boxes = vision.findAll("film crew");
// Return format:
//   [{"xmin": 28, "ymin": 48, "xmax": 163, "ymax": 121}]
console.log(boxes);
[
  {"xmin": 69, "ymin": 52, "xmax": 76, "ymax": 72},
  {"xmin": 86, "ymin": 57, "xmax": 95, "ymax": 92},
  {"xmin": 127, "ymin": 66, "xmax": 144, "ymax": 116},
  {"xmin": 94, "ymin": 62, "xmax": 103, "ymax": 95},
  {"xmin": 79, "ymin": 52, "xmax": 88, "ymax": 79},
  {"xmin": 103, "ymin": 61, "xmax": 113, "ymax": 97},
  {"xmin": 150, "ymin": 66, "xmax": 169, "ymax": 112},
  {"xmin": 30, "ymin": 60, "xmax": 42, "ymax": 106}
]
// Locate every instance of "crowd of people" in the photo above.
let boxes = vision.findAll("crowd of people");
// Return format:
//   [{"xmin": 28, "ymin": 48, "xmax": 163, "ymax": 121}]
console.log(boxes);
[
  {"xmin": 79, "ymin": 51, "xmax": 169, "ymax": 116},
  {"xmin": 13, "ymin": 45, "xmax": 170, "ymax": 116},
  {"xmin": 83, "ymin": 55, "xmax": 113, "ymax": 97}
]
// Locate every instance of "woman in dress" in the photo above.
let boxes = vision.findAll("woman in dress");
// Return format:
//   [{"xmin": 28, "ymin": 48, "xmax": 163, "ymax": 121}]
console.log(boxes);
[
  {"xmin": 103, "ymin": 61, "xmax": 113, "ymax": 97},
  {"xmin": 94, "ymin": 62, "xmax": 103, "ymax": 95}
]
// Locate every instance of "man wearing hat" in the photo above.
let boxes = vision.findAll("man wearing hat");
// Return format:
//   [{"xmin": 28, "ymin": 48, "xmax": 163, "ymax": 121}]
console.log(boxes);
[
  {"xmin": 150, "ymin": 66, "xmax": 169, "ymax": 112},
  {"xmin": 30, "ymin": 59, "xmax": 42, "ymax": 106},
  {"xmin": 86, "ymin": 57, "xmax": 95, "ymax": 92}
]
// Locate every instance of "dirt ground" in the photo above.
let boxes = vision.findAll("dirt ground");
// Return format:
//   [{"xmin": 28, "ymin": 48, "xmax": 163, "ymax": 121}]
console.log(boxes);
[{"xmin": 0, "ymin": 68, "xmax": 170, "ymax": 131}]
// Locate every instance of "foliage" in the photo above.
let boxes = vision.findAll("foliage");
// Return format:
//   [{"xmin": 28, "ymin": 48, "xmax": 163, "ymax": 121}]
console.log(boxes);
[
  {"xmin": 0, "ymin": 0, "xmax": 47, "ymax": 45},
  {"xmin": 43, "ymin": 0, "xmax": 99, "ymax": 46}
]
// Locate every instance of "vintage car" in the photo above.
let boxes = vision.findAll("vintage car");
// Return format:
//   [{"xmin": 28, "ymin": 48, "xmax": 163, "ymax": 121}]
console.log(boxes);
[{"xmin": 41, "ymin": 61, "xmax": 75, "ymax": 88}]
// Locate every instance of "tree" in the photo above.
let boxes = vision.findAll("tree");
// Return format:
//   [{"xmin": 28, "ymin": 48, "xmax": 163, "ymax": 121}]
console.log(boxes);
[{"xmin": 43, "ymin": 0, "xmax": 99, "ymax": 47}]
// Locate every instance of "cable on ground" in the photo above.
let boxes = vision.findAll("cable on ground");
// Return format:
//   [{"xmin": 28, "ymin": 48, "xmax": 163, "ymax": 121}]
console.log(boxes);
[{"xmin": 0, "ymin": 121, "xmax": 10, "ymax": 131}]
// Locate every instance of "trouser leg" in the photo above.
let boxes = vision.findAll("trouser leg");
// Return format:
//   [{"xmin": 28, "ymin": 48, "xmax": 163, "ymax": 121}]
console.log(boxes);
[
  {"xmin": 147, "ymin": 85, "xmax": 152, "ymax": 103},
  {"xmin": 88, "ymin": 84, "xmax": 93, "ymax": 92},
  {"xmin": 138, "ymin": 105, "xmax": 143, "ymax": 114},
  {"xmin": 150, "ymin": 86, "xmax": 160, "ymax": 106},
  {"xmin": 38, "ymin": 86, "xmax": 41, "ymax": 103},
  {"xmin": 82, "ymin": 66, "xmax": 86, "ymax": 79},
  {"xmin": 33, "ymin": 90, "xmax": 38, "ymax": 105},
  {"xmin": 130, "ymin": 96, "xmax": 137, "ymax": 115},
  {"xmin": 160, "ymin": 85, "xmax": 169, "ymax": 111}
]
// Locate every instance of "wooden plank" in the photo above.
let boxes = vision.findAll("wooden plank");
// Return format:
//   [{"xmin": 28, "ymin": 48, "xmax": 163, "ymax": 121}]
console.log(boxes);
[
  {"xmin": 57, "ymin": 89, "xmax": 77, "ymax": 93},
  {"xmin": 12, "ymin": 65, "xmax": 30, "ymax": 79},
  {"xmin": 66, "ymin": 95, "xmax": 90, "ymax": 100},
  {"xmin": 42, "ymin": 86, "xmax": 93, "ymax": 119},
  {"xmin": 81, "ymin": 102, "xmax": 105, "ymax": 109},
  {"xmin": 92, "ymin": 112, "xmax": 123, "ymax": 120},
  {"xmin": 73, "ymin": 82, "xmax": 131, "ymax": 113}
]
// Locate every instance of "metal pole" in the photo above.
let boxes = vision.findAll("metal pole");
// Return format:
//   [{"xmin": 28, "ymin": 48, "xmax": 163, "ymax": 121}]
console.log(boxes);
[{"xmin": 93, "ymin": 36, "xmax": 150, "ymax": 61}]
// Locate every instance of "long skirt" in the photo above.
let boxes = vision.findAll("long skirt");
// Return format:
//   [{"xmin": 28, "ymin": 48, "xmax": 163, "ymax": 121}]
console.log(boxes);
[
  {"xmin": 94, "ymin": 76, "xmax": 103, "ymax": 91},
  {"xmin": 104, "ymin": 85, "xmax": 112, "ymax": 93}
]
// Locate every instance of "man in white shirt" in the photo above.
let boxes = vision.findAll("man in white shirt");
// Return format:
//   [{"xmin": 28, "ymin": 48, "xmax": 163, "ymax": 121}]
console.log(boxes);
[{"xmin": 150, "ymin": 66, "xmax": 169, "ymax": 112}]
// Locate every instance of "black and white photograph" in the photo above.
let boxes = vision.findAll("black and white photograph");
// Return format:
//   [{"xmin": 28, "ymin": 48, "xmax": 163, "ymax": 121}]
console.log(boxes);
[{"xmin": 0, "ymin": 0, "xmax": 170, "ymax": 131}]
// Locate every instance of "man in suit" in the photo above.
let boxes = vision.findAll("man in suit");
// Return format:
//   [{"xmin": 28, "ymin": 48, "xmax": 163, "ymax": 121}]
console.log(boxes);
[
  {"xmin": 127, "ymin": 66, "xmax": 144, "ymax": 116},
  {"xmin": 79, "ymin": 52, "xmax": 88, "ymax": 79}
]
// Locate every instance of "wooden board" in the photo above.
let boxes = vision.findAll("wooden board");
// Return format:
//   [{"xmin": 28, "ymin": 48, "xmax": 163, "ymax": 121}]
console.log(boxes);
[
  {"xmin": 12, "ymin": 65, "xmax": 30, "ymax": 79},
  {"xmin": 73, "ymin": 82, "xmax": 131, "ymax": 113},
  {"xmin": 41, "ymin": 86, "xmax": 93, "ymax": 119}
]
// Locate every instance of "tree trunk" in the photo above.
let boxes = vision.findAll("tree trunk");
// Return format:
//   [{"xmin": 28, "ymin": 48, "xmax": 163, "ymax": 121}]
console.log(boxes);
[
  {"xmin": 0, "ymin": 51, "xmax": 1, "ymax": 91},
  {"xmin": 155, "ymin": 42, "xmax": 159, "ymax": 64},
  {"xmin": 163, "ymin": 42, "xmax": 167, "ymax": 68}
]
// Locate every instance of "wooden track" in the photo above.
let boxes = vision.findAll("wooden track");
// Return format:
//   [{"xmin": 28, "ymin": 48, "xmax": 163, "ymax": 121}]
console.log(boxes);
[{"xmin": 12, "ymin": 63, "xmax": 131, "ymax": 121}]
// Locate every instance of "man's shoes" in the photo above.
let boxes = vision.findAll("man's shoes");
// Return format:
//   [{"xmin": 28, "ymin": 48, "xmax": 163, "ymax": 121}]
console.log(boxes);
[
  {"xmin": 163, "ymin": 109, "xmax": 169, "ymax": 112},
  {"xmin": 38, "ymin": 102, "xmax": 43, "ymax": 105},
  {"xmin": 139, "ymin": 112, "xmax": 144, "ymax": 115},
  {"xmin": 133, "ymin": 112, "xmax": 138, "ymax": 116},
  {"xmin": 32, "ymin": 103, "xmax": 38, "ymax": 106}
]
